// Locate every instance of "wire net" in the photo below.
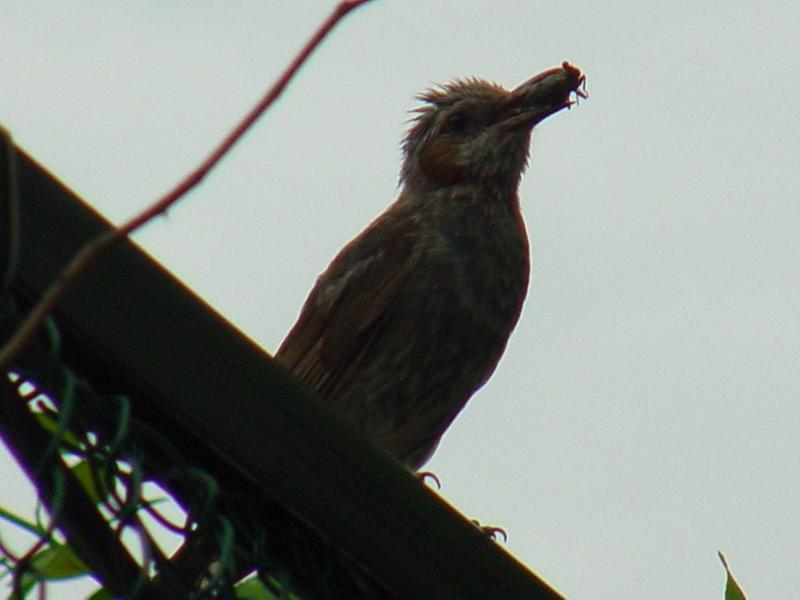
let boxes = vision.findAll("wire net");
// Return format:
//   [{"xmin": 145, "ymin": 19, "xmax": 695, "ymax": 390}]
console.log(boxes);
[{"xmin": 0, "ymin": 294, "xmax": 307, "ymax": 599}]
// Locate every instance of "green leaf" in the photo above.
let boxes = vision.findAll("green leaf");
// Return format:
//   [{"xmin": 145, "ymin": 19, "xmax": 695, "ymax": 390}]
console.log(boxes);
[
  {"xmin": 70, "ymin": 460, "xmax": 112, "ymax": 504},
  {"xmin": 33, "ymin": 411, "xmax": 83, "ymax": 449},
  {"xmin": 234, "ymin": 575, "xmax": 299, "ymax": 600},
  {"xmin": 718, "ymin": 551, "xmax": 747, "ymax": 600},
  {"xmin": 11, "ymin": 544, "xmax": 91, "ymax": 599},
  {"xmin": 87, "ymin": 587, "xmax": 115, "ymax": 600},
  {"xmin": 30, "ymin": 544, "xmax": 89, "ymax": 580},
  {"xmin": 234, "ymin": 577, "xmax": 274, "ymax": 599}
]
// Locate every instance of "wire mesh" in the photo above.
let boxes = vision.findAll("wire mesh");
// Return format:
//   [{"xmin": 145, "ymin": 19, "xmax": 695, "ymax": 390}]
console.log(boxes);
[{"xmin": 0, "ymin": 294, "xmax": 299, "ymax": 599}]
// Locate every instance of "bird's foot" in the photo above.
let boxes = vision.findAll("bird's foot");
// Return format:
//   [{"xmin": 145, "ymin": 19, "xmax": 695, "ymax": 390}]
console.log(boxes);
[
  {"xmin": 471, "ymin": 520, "xmax": 508, "ymax": 542},
  {"xmin": 416, "ymin": 471, "xmax": 441, "ymax": 489}
]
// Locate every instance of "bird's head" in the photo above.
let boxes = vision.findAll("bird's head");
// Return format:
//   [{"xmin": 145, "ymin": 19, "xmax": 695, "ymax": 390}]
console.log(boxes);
[{"xmin": 400, "ymin": 62, "xmax": 586, "ymax": 195}]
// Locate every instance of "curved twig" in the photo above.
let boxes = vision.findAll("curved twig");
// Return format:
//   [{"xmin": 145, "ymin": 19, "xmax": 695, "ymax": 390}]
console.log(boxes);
[{"xmin": 0, "ymin": 0, "xmax": 372, "ymax": 372}]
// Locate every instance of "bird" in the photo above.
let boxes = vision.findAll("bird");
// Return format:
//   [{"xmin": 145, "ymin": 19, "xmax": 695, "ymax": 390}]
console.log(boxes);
[{"xmin": 276, "ymin": 62, "xmax": 586, "ymax": 470}]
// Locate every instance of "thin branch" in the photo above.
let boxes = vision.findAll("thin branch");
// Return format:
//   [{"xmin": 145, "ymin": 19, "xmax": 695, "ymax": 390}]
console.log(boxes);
[{"xmin": 0, "ymin": 0, "xmax": 372, "ymax": 372}]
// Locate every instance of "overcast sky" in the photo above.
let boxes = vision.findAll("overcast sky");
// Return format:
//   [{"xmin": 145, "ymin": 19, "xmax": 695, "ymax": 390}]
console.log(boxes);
[{"xmin": 1, "ymin": 2, "xmax": 799, "ymax": 598}]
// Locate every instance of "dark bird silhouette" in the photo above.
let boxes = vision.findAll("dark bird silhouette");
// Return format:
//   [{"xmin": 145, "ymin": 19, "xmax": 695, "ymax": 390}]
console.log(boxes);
[{"xmin": 277, "ymin": 62, "xmax": 586, "ymax": 469}]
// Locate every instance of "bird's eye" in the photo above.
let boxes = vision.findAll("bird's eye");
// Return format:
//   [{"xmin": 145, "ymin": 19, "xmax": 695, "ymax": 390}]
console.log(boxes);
[{"xmin": 442, "ymin": 111, "xmax": 469, "ymax": 135}]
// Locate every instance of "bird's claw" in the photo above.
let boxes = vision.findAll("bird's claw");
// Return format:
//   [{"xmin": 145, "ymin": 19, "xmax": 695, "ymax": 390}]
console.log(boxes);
[
  {"xmin": 471, "ymin": 520, "xmax": 508, "ymax": 542},
  {"xmin": 416, "ymin": 471, "xmax": 441, "ymax": 489}
]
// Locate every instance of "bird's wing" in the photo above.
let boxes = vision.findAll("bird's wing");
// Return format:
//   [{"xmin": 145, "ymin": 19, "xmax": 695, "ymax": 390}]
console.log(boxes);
[{"xmin": 275, "ymin": 225, "xmax": 414, "ymax": 400}]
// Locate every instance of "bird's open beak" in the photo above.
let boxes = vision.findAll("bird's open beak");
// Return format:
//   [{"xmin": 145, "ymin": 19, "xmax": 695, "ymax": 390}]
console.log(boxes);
[{"xmin": 504, "ymin": 61, "xmax": 588, "ymax": 129}]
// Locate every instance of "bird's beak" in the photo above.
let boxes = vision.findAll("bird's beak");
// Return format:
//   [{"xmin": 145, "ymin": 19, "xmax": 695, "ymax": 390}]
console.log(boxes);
[{"xmin": 504, "ymin": 61, "xmax": 588, "ymax": 129}]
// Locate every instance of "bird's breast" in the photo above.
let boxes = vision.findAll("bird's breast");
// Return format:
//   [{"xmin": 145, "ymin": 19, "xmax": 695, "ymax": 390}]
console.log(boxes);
[{"xmin": 409, "ymin": 199, "xmax": 530, "ymax": 353}]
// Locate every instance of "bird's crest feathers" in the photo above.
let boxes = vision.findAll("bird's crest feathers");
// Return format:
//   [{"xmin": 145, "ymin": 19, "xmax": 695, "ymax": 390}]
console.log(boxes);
[{"xmin": 414, "ymin": 78, "xmax": 508, "ymax": 108}]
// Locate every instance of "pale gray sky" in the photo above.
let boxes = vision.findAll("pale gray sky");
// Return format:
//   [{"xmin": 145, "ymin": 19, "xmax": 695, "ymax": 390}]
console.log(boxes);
[{"xmin": 1, "ymin": 2, "xmax": 798, "ymax": 598}]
